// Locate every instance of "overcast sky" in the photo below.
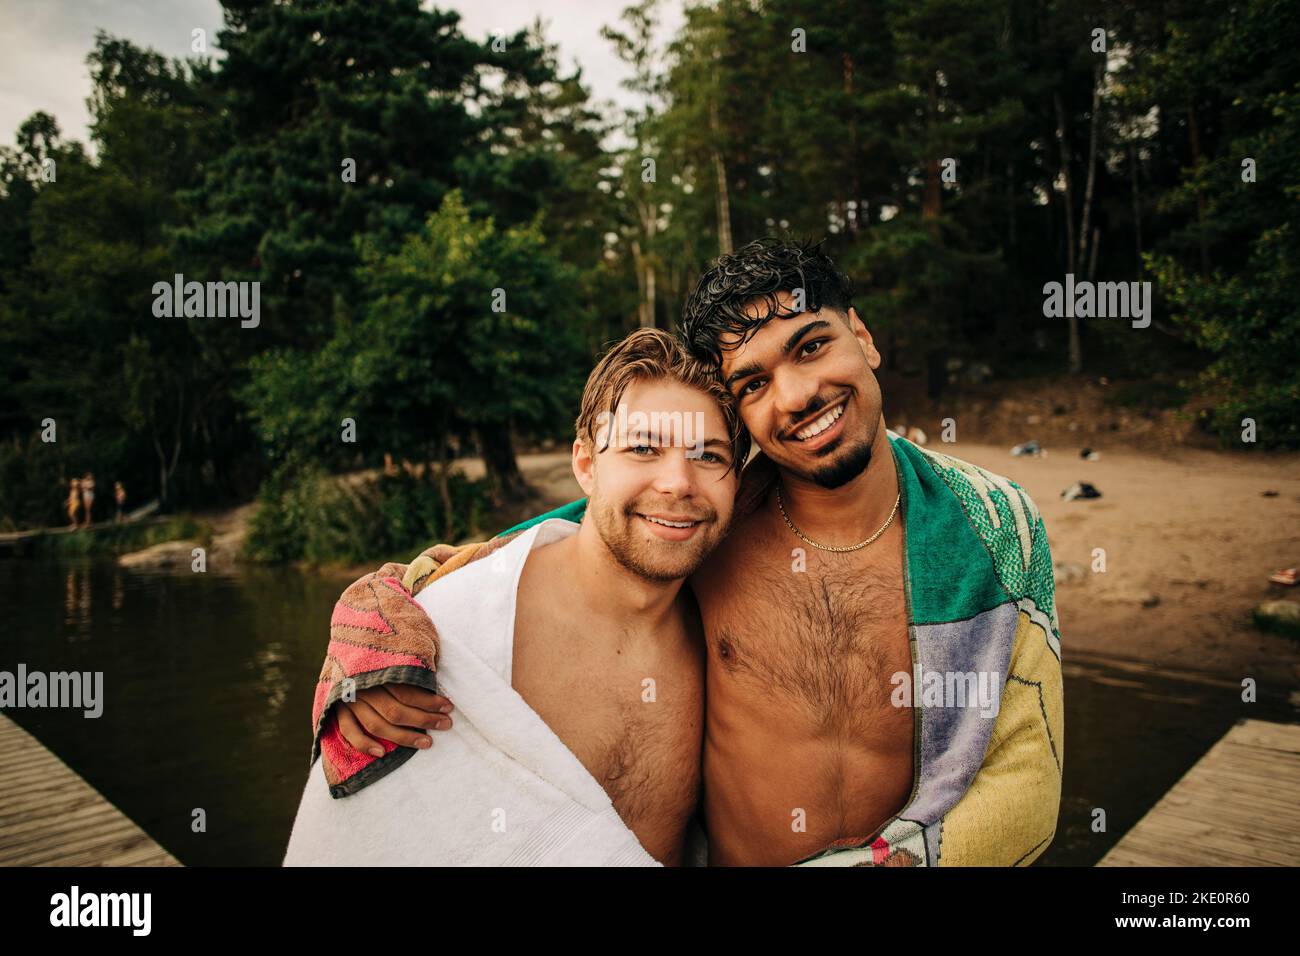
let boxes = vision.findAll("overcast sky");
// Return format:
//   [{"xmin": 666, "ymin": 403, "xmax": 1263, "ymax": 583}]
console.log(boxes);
[{"xmin": 0, "ymin": 0, "xmax": 685, "ymax": 151}]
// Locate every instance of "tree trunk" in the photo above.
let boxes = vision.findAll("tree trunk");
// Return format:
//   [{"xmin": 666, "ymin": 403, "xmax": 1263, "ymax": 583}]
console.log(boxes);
[
  {"xmin": 709, "ymin": 97, "xmax": 733, "ymax": 255},
  {"xmin": 844, "ymin": 51, "xmax": 861, "ymax": 236},
  {"xmin": 925, "ymin": 348, "xmax": 947, "ymax": 402},
  {"xmin": 923, "ymin": 74, "xmax": 942, "ymax": 229},
  {"xmin": 154, "ymin": 435, "xmax": 169, "ymax": 508},
  {"xmin": 646, "ymin": 260, "xmax": 657, "ymax": 329},
  {"xmin": 430, "ymin": 431, "xmax": 455, "ymax": 540},
  {"xmin": 476, "ymin": 425, "xmax": 528, "ymax": 503},
  {"xmin": 154, "ymin": 432, "xmax": 181, "ymax": 510},
  {"xmin": 152, "ymin": 385, "xmax": 185, "ymax": 509},
  {"xmin": 1187, "ymin": 104, "xmax": 1210, "ymax": 275},
  {"xmin": 1078, "ymin": 61, "xmax": 1103, "ymax": 278},
  {"xmin": 635, "ymin": 199, "xmax": 658, "ymax": 328},
  {"xmin": 1054, "ymin": 91, "xmax": 1083, "ymax": 374},
  {"xmin": 1129, "ymin": 140, "xmax": 1143, "ymax": 274},
  {"xmin": 631, "ymin": 237, "xmax": 651, "ymax": 330},
  {"xmin": 1007, "ymin": 161, "xmax": 1016, "ymax": 251}
]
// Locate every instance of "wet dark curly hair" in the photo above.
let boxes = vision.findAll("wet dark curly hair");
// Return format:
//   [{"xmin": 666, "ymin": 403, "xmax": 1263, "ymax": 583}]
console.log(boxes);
[{"xmin": 680, "ymin": 237, "xmax": 855, "ymax": 370}]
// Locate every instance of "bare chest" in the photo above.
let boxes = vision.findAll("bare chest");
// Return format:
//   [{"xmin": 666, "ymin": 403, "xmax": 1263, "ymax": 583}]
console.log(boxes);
[
  {"xmin": 510, "ymin": 624, "xmax": 704, "ymax": 852},
  {"xmin": 696, "ymin": 531, "xmax": 912, "ymax": 733}
]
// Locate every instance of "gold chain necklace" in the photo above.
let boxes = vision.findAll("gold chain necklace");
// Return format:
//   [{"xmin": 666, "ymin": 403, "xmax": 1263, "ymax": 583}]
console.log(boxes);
[{"xmin": 776, "ymin": 483, "xmax": 900, "ymax": 553}]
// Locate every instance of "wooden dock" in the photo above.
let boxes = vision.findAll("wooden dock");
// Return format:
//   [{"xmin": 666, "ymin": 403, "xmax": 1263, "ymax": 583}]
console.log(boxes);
[
  {"xmin": 1099, "ymin": 719, "xmax": 1300, "ymax": 866},
  {"xmin": 0, "ymin": 713, "xmax": 180, "ymax": 866}
]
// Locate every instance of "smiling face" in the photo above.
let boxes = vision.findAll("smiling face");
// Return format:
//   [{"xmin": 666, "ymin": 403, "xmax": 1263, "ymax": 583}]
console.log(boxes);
[
  {"xmin": 575, "ymin": 378, "xmax": 739, "ymax": 582},
  {"xmin": 720, "ymin": 291, "xmax": 885, "ymax": 488}
]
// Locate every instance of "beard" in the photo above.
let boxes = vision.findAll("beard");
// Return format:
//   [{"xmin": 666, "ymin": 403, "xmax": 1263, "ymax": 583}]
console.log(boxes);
[
  {"xmin": 589, "ymin": 495, "xmax": 726, "ymax": 583},
  {"xmin": 801, "ymin": 436, "xmax": 874, "ymax": 489},
  {"xmin": 778, "ymin": 388, "xmax": 879, "ymax": 489}
]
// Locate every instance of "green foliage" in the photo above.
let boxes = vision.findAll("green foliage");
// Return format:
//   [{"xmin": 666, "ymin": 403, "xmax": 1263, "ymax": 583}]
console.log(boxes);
[
  {"xmin": 357, "ymin": 191, "xmax": 588, "ymax": 437},
  {"xmin": 0, "ymin": 34, "xmax": 234, "ymax": 518},
  {"xmin": 35, "ymin": 517, "xmax": 210, "ymax": 557},
  {"xmin": 1152, "ymin": 221, "xmax": 1300, "ymax": 446},
  {"xmin": 1148, "ymin": 78, "xmax": 1300, "ymax": 447},
  {"xmin": 175, "ymin": 0, "xmax": 512, "ymax": 346},
  {"xmin": 0, "ymin": 433, "xmax": 72, "ymax": 531},
  {"xmin": 3, "ymin": 0, "xmax": 1300, "ymax": 534},
  {"xmin": 245, "ymin": 464, "xmax": 489, "ymax": 565},
  {"xmin": 0, "ymin": 10, "xmax": 607, "ymax": 530},
  {"xmin": 241, "ymin": 190, "xmax": 589, "ymax": 471}
]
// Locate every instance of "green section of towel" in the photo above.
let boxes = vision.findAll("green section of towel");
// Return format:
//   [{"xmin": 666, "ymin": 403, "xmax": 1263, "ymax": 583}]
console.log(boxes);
[{"xmin": 497, "ymin": 497, "xmax": 588, "ymax": 537}]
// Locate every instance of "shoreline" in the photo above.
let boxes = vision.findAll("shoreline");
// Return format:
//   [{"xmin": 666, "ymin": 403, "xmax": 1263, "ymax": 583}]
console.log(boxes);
[{"xmin": 90, "ymin": 438, "xmax": 1300, "ymax": 684}]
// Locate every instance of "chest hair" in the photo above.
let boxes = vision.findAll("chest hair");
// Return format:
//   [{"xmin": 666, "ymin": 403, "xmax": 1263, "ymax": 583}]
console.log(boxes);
[{"xmin": 705, "ymin": 542, "xmax": 910, "ymax": 733}]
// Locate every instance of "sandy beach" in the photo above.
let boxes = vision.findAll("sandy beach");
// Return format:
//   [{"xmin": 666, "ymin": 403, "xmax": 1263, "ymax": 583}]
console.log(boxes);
[{"xmin": 948, "ymin": 442, "xmax": 1300, "ymax": 682}]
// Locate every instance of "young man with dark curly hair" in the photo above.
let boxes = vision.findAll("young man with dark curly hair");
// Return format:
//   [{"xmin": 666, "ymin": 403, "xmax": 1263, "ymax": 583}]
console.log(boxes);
[{"xmin": 301, "ymin": 239, "xmax": 1064, "ymax": 868}]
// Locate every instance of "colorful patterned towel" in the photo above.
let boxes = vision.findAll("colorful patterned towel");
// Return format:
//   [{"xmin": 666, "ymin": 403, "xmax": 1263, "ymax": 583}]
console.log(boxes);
[{"xmin": 310, "ymin": 435, "xmax": 1063, "ymax": 865}]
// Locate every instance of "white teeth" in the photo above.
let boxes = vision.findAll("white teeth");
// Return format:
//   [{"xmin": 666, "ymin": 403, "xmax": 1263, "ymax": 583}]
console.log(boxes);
[
  {"xmin": 644, "ymin": 516, "xmax": 695, "ymax": 528},
  {"xmin": 795, "ymin": 402, "xmax": 844, "ymax": 440}
]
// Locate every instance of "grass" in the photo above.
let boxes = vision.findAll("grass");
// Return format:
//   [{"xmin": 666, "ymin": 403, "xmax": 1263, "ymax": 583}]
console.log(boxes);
[{"xmin": 34, "ymin": 517, "xmax": 213, "ymax": 557}]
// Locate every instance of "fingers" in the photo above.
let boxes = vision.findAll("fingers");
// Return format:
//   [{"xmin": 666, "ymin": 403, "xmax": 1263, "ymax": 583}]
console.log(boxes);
[
  {"xmin": 330, "ymin": 682, "xmax": 455, "ymax": 760},
  {"xmin": 351, "ymin": 695, "xmax": 444, "ymax": 751},
  {"xmin": 351, "ymin": 697, "xmax": 430, "ymax": 750},
  {"xmin": 363, "ymin": 685, "xmax": 453, "ymax": 731},
  {"xmin": 385, "ymin": 683, "xmax": 454, "ymax": 717},
  {"xmin": 336, "ymin": 702, "xmax": 387, "ymax": 758}
]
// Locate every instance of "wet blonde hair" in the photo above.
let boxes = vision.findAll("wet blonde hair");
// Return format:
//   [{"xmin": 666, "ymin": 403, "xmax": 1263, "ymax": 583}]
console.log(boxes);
[{"xmin": 574, "ymin": 328, "xmax": 748, "ymax": 474}]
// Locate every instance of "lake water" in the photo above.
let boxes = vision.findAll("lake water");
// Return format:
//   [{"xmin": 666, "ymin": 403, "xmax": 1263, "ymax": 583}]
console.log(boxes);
[{"xmin": 0, "ymin": 556, "xmax": 1293, "ymax": 866}]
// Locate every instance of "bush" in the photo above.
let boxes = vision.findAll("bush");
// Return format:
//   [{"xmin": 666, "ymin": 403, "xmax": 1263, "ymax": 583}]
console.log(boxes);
[
  {"xmin": 36, "ymin": 517, "xmax": 210, "ymax": 556},
  {"xmin": 0, "ymin": 434, "xmax": 73, "ymax": 531},
  {"xmin": 244, "ymin": 464, "xmax": 490, "ymax": 565}
]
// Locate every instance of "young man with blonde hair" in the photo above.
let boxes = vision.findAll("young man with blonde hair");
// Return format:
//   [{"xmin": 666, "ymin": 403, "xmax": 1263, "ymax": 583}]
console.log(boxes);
[{"xmin": 285, "ymin": 328, "xmax": 745, "ymax": 866}]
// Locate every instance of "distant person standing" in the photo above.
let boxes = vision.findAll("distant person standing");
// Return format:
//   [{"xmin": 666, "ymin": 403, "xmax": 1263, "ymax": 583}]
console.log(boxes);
[
  {"xmin": 114, "ymin": 481, "xmax": 127, "ymax": 523},
  {"xmin": 66, "ymin": 477, "xmax": 82, "ymax": 528},
  {"xmin": 81, "ymin": 473, "xmax": 95, "ymax": 528}
]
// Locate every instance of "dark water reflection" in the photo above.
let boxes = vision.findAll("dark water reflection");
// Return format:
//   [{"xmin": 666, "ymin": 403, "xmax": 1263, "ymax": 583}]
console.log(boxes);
[
  {"xmin": 1, "ymin": 557, "xmax": 335, "ymax": 867},
  {"xmin": 0, "ymin": 557, "xmax": 1294, "ymax": 866}
]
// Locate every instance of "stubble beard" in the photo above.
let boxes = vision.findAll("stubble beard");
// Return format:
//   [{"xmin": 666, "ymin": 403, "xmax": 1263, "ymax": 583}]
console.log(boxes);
[{"xmin": 590, "ymin": 497, "xmax": 724, "ymax": 583}]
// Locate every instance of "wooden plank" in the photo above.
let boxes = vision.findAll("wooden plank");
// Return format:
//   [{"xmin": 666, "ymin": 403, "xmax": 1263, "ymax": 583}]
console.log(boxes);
[
  {"xmin": 0, "ymin": 785, "xmax": 134, "ymax": 821},
  {"xmin": 1178, "ymin": 772, "xmax": 1300, "ymax": 815},
  {"xmin": 1230, "ymin": 720, "xmax": 1300, "ymax": 751},
  {"xmin": 47, "ymin": 837, "xmax": 176, "ymax": 869},
  {"xmin": 1, "ymin": 776, "xmax": 98, "ymax": 803},
  {"xmin": 69, "ymin": 840, "xmax": 179, "ymax": 869},
  {"xmin": 16, "ymin": 827, "xmax": 163, "ymax": 868},
  {"xmin": 1099, "ymin": 719, "xmax": 1300, "ymax": 867},
  {"xmin": 11, "ymin": 819, "xmax": 145, "ymax": 862},
  {"xmin": 0, "ymin": 735, "xmax": 61, "ymax": 761},
  {"xmin": 1106, "ymin": 811, "xmax": 1295, "ymax": 867},
  {"xmin": 0, "ymin": 804, "xmax": 142, "ymax": 853},
  {"xmin": 2, "ymin": 818, "xmax": 144, "ymax": 863},
  {"xmin": 0, "ymin": 714, "xmax": 180, "ymax": 867},
  {"xmin": 1100, "ymin": 839, "xmax": 1264, "ymax": 868}
]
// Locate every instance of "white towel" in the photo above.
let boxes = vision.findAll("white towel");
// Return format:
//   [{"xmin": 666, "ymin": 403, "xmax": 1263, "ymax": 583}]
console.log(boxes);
[{"xmin": 283, "ymin": 519, "xmax": 659, "ymax": 866}]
